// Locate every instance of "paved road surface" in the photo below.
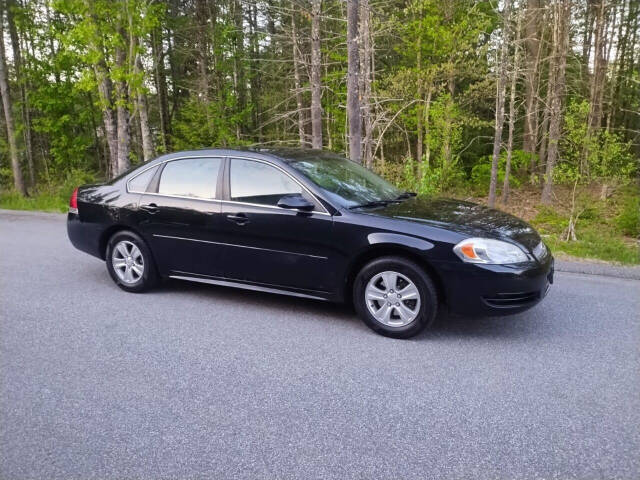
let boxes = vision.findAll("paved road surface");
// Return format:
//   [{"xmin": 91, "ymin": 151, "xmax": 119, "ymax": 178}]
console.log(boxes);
[{"xmin": 1, "ymin": 211, "xmax": 639, "ymax": 479}]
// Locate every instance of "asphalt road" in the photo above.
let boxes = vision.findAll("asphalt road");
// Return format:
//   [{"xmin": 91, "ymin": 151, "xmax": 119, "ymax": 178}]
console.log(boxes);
[{"xmin": 1, "ymin": 210, "xmax": 639, "ymax": 480}]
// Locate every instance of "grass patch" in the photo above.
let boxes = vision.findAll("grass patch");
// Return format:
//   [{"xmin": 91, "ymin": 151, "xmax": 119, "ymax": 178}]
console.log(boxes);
[
  {"xmin": 529, "ymin": 186, "xmax": 639, "ymax": 265},
  {"xmin": 0, "ymin": 189, "xmax": 70, "ymax": 213}
]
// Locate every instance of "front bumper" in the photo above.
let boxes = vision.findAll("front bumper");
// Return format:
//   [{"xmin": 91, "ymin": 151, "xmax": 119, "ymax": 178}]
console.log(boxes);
[{"xmin": 435, "ymin": 256, "xmax": 554, "ymax": 316}]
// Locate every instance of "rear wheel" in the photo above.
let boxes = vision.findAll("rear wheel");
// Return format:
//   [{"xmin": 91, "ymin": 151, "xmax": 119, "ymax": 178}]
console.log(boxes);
[
  {"xmin": 106, "ymin": 230, "xmax": 158, "ymax": 292},
  {"xmin": 353, "ymin": 256, "xmax": 438, "ymax": 338}
]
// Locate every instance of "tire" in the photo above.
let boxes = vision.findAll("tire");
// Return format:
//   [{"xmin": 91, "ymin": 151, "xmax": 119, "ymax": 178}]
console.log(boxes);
[
  {"xmin": 353, "ymin": 256, "xmax": 438, "ymax": 339},
  {"xmin": 106, "ymin": 230, "xmax": 158, "ymax": 293}
]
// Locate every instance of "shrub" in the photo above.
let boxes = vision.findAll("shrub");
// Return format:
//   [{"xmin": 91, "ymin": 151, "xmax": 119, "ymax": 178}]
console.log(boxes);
[{"xmin": 616, "ymin": 195, "xmax": 640, "ymax": 237}]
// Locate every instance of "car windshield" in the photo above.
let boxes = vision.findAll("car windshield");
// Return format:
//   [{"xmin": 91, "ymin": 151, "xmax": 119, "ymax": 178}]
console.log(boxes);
[{"xmin": 288, "ymin": 153, "xmax": 403, "ymax": 208}]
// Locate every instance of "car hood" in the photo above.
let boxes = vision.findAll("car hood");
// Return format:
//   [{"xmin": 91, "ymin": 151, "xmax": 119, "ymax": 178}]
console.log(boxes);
[{"xmin": 363, "ymin": 197, "xmax": 541, "ymax": 251}]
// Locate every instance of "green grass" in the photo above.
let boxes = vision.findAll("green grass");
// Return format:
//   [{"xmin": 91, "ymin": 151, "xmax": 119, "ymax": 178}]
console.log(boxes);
[
  {"xmin": 0, "ymin": 189, "xmax": 70, "ymax": 213},
  {"xmin": 531, "ymin": 193, "xmax": 640, "ymax": 265}
]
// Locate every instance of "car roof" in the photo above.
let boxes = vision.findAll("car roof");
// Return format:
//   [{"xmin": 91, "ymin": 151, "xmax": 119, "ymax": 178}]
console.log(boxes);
[{"xmin": 150, "ymin": 147, "xmax": 342, "ymax": 165}]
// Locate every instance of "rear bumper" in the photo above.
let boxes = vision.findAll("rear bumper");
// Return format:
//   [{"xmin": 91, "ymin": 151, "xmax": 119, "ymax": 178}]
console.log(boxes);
[
  {"xmin": 435, "ymin": 256, "xmax": 554, "ymax": 316},
  {"xmin": 67, "ymin": 212, "xmax": 103, "ymax": 259}
]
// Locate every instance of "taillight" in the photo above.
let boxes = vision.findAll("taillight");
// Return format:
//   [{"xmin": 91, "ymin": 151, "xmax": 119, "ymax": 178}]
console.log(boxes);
[{"xmin": 69, "ymin": 187, "xmax": 78, "ymax": 214}]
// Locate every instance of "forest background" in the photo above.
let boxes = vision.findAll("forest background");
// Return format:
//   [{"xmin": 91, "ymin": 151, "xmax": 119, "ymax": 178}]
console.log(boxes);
[{"xmin": 0, "ymin": 0, "xmax": 638, "ymax": 263}]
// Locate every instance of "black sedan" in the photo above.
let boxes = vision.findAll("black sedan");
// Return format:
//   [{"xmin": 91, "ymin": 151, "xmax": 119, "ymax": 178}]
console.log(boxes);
[{"xmin": 67, "ymin": 148, "xmax": 553, "ymax": 338}]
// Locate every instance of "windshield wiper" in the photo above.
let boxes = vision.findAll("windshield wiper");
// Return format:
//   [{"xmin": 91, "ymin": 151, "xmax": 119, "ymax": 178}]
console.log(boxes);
[
  {"xmin": 395, "ymin": 191, "xmax": 417, "ymax": 200},
  {"xmin": 348, "ymin": 200, "xmax": 391, "ymax": 210}
]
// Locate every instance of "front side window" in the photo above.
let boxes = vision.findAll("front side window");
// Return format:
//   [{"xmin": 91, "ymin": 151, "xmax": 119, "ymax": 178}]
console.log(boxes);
[
  {"xmin": 230, "ymin": 159, "xmax": 303, "ymax": 207},
  {"xmin": 158, "ymin": 158, "xmax": 221, "ymax": 199},
  {"xmin": 128, "ymin": 165, "xmax": 158, "ymax": 193}
]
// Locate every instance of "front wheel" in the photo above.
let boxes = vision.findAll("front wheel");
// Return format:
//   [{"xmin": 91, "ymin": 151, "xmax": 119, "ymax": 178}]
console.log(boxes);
[
  {"xmin": 106, "ymin": 230, "xmax": 158, "ymax": 293},
  {"xmin": 353, "ymin": 256, "xmax": 438, "ymax": 339}
]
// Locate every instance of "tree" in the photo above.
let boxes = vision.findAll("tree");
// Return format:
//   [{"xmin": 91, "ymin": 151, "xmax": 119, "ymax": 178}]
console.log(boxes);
[
  {"xmin": 310, "ymin": 0, "xmax": 323, "ymax": 149},
  {"xmin": 360, "ymin": 0, "xmax": 374, "ymax": 167},
  {"xmin": 541, "ymin": 0, "xmax": 570, "ymax": 204},
  {"xmin": 347, "ymin": 0, "xmax": 361, "ymax": 162},
  {"xmin": 502, "ymin": 9, "xmax": 522, "ymax": 204},
  {"xmin": 7, "ymin": 0, "xmax": 33, "ymax": 187},
  {"xmin": 0, "ymin": 0, "xmax": 26, "ymax": 195},
  {"xmin": 488, "ymin": 0, "xmax": 512, "ymax": 207},
  {"xmin": 522, "ymin": 0, "xmax": 542, "ymax": 172},
  {"xmin": 291, "ymin": 2, "xmax": 307, "ymax": 147}
]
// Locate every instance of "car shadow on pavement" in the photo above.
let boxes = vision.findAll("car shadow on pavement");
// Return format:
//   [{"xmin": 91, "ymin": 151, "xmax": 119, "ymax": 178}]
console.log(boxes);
[
  {"xmin": 157, "ymin": 278, "xmax": 357, "ymax": 317},
  {"xmin": 425, "ymin": 308, "xmax": 546, "ymax": 341},
  {"xmin": 152, "ymin": 278, "xmax": 546, "ymax": 341}
]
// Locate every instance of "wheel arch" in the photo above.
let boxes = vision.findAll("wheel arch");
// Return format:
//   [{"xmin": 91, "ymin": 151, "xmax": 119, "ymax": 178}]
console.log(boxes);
[
  {"xmin": 342, "ymin": 244, "xmax": 446, "ymax": 307},
  {"xmin": 99, "ymin": 224, "xmax": 147, "ymax": 260}
]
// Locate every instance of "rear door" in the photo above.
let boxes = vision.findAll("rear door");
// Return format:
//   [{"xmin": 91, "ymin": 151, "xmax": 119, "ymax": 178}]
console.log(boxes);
[
  {"xmin": 217, "ymin": 157, "xmax": 335, "ymax": 293},
  {"xmin": 136, "ymin": 156, "xmax": 226, "ymax": 277}
]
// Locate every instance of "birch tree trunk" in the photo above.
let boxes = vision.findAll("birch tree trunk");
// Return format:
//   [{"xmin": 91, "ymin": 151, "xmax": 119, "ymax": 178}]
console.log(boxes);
[
  {"xmin": 584, "ymin": 0, "xmax": 608, "ymax": 175},
  {"xmin": 291, "ymin": 4, "xmax": 306, "ymax": 147},
  {"xmin": 347, "ymin": 0, "xmax": 361, "ymax": 162},
  {"xmin": 310, "ymin": 0, "xmax": 323, "ymax": 149},
  {"xmin": 541, "ymin": 0, "xmax": 570, "ymax": 205},
  {"xmin": 360, "ymin": 0, "xmax": 373, "ymax": 167},
  {"xmin": 195, "ymin": 0, "xmax": 209, "ymax": 100},
  {"xmin": 522, "ymin": 0, "xmax": 541, "ymax": 163},
  {"xmin": 488, "ymin": 0, "xmax": 511, "ymax": 207},
  {"xmin": 95, "ymin": 63, "xmax": 118, "ymax": 177},
  {"xmin": 233, "ymin": 0, "xmax": 246, "ymax": 140},
  {"xmin": 135, "ymin": 53, "xmax": 155, "ymax": 162},
  {"xmin": 151, "ymin": 27, "xmax": 170, "ymax": 151},
  {"xmin": 115, "ymin": 31, "xmax": 130, "ymax": 175},
  {"xmin": 0, "ymin": 3, "xmax": 25, "ymax": 196},
  {"xmin": 502, "ymin": 10, "xmax": 522, "ymax": 205}
]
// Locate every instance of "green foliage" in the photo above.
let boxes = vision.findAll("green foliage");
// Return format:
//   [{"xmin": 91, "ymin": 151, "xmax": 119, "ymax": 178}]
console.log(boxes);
[
  {"xmin": 470, "ymin": 150, "xmax": 530, "ymax": 193},
  {"xmin": 615, "ymin": 194, "xmax": 640, "ymax": 237},
  {"xmin": 532, "ymin": 206, "xmax": 639, "ymax": 265},
  {"xmin": 557, "ymin": 100, "xmax": 638, "ymax": 183},
  {"xmin": 172, "ymin": 98, "xmax": 243, "ymax": 151}
]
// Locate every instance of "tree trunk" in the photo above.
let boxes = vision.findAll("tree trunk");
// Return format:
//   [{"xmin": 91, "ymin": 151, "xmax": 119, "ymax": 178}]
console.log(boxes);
[
  {"xmin": 584, "ymin": 0, "xmax": 608, "ymax": 174},
  {"xmin": 135, "ymin": 53, "xmax": 155, "ymax": 162},
  {"xmin": 360, "ymin": 0, "xmax": 373, "ymax": 167},
  {"xmin": 233, "ymin": 0, "xmax": 246, "ymax": 140},
  {"xmin": 502, "ymin": 10, "xmax": 522, "ymax": 205},
  {"xmin": 347, "ymin": 0, "xmax": 361, "ymax": 162},
  {"xmin": 416, "ymin": 7, "xmax": 423, "ymax": 172},
  {"xmin": 538, "ymin": 16, "xmax": 556, "ymax": 183},
  {"xmin": 0, "ymin": 4, "xmax": 25, "ymax": 195},
  {"xmin": 310, "ymin": 0, "xmax": 323, "ymax": 149},
  {"xmin": 151, "ymin": 27, "xmax": 170, "ymax": 151},
  {"xmin": 7, "ymin": 0, "xmax": 33, "ymax": 188},
  {"xmin": 541, "ymin": 0, "xmax": 569, "ymax": 205},
  {"xmin": 522, "ymin": 0, "xmax": 541, "ymax": 160},
  {"xmin": 195, "ymin": 0, "xmax": 209, "ymax": 100},
  {"xmin": 424, "ymin": 87, "xmax": 432, "ymax": 169},
  {"xmin": 115, "ymin": 31, "xmax": 130, "ymax": 175},
  {"xmin": 488, "ymin": 0, "xmax": 511, "ymax": 207},
  {"xmin": 291, "ymin": 4, "xmax": 306, "ymax": 147},
  {"xmin": 94, "ymin": 62, "xmax": 118, "ymax": 177}
]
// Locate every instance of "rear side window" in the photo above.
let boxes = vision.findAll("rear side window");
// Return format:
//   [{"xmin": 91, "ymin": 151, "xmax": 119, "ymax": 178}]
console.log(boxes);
[
  {"xmin": 158, "ymin": 158, "xmax": 222, "ymax": 199},
  {"xmin": 128, "ymin": 165, "xmax": 158, "ymax": 193},
  {"xmin": 230, "ymin": 159, "xmax": 302, "ymax": 207}
]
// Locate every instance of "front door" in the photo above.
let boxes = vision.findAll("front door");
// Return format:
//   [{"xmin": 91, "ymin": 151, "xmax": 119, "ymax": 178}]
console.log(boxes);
[
  {"xmin": 218, "ymin": 158, "xmax": 336, "ymax": 293},
  {"xmin": 137, "ymin": 156, "xmax": 226, "ymax": 277}
]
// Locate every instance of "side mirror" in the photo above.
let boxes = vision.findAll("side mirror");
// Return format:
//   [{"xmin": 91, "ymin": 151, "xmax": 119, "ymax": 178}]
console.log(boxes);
[{"xmin": 277, "ymin": 194, "xmax": 315, "ymax": 212}]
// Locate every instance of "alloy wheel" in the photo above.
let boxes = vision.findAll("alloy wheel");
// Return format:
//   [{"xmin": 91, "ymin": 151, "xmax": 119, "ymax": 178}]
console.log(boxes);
[
  {"xmin": 111, "ymin": 240, "xmax": 144, "ymax": 285},
  {"xmin": 364, "ymin": 270, "xmax": 421, "ymax": 327}
]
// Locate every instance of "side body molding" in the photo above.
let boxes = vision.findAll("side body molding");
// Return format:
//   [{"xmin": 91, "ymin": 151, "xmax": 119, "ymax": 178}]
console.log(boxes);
[{"xmin": 367, "ymin": 232, "xmax": 434, "ymax": 252}]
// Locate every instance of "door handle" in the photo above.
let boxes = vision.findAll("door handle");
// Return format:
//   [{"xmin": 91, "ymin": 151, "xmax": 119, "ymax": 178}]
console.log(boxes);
[
  {"xmin": 226, "ymin": 213, "xmax": 249, "ymax": 225},
  {"xmin": 140, "ymin": 203, "xmax": 159, "ymax": 214}
]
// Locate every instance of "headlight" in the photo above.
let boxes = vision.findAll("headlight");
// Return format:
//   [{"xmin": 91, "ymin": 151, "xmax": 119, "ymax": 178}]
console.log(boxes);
[{"xmin": 453, "ymin": 237, "xmax": 528, "ymax": 264}]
